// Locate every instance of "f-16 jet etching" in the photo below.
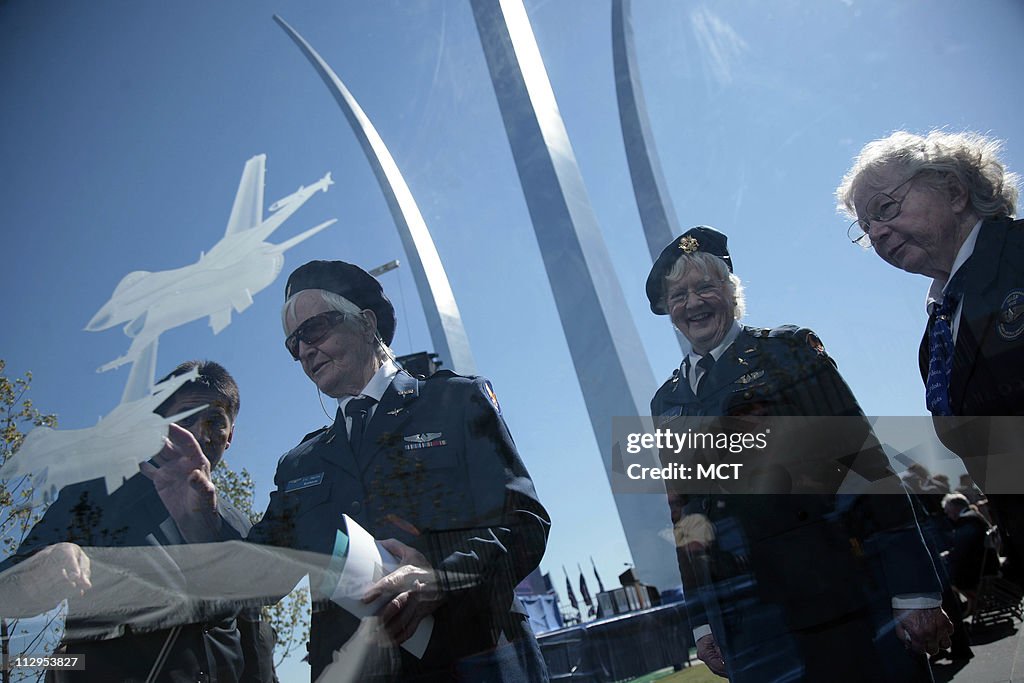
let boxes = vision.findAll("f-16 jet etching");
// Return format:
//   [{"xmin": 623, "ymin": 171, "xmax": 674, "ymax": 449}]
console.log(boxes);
[
  {"xmin": 86, "ymin": 154, "xmax": 336, "ymax": 375},
  {"xmin": 0, "ymin": 369, "xmax": 204, "ymax": 499}
]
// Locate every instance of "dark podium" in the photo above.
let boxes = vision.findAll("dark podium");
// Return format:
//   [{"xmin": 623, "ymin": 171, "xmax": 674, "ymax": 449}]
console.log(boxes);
[{"xmin": 536, "ymin": 601, "xmax": 692, "ymax": 682}]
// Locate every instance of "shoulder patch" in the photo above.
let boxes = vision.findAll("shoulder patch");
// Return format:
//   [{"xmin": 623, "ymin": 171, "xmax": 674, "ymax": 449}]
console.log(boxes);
[
  {"xmin": 997, "ymin": 289, "xmax": 1024, "ymax": 341},
  {"xmin": 805, "ymin": 331, "xmax": 826, "ymax": 356},
  {"xmin": 481, "ymin": 380, "xmax": 501, "ymax": 414}
]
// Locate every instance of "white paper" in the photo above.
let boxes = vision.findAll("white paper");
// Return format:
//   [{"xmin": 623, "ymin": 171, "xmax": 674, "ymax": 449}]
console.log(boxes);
[{"xmin": 328, "ymin": 514, "xmax": 433, "ymax": 658}]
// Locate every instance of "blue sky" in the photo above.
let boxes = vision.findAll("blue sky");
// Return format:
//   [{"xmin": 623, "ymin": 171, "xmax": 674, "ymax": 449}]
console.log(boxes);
[{"xmin": 3, "ymin": 0, "xmax": 1024, "ymax": 677}]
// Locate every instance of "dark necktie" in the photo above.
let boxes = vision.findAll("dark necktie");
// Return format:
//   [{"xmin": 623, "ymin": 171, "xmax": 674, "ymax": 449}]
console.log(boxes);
[
  {"xmin": 925, "ymin": 281, "xmax": 964, "ymax": 416},
  {"xmin": 345, "ymin": 396, "xmax": 376, "ymax": 453},
  {"xmin": 695, "ymin": 354, "xmax": 716, "ymax": 396}
]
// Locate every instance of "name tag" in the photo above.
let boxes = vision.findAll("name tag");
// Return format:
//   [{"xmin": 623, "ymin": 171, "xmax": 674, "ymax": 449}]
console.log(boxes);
[{"xmin": 285, "ymin": 472, "xmax": 324, "ymax": 492}]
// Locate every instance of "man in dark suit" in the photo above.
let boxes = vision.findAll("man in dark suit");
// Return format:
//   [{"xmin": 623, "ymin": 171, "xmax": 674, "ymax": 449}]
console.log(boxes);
[
  {"xmin": 942, "ymin": 493, "xmax": 997, "ymax": 594},
  {"xmin": 647, "ymin": 226, "xmax": 951, "ymax": 682},
  {"xmin": 0, "ymin": 360, "xmax": 276, "ymax": 682},
  {"xmin": 837, "ymin": 129, "xmax": 1024, "ymax": 581},
  {"xmin": 154, "ymin": 261, "xmax": 551, "ymax": 682}
]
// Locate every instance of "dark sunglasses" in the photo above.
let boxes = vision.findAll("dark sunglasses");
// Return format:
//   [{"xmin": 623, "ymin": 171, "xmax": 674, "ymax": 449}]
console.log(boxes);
[{"xmin": 285, "ymin": 311, "xmax": 347, "ymax": 360}]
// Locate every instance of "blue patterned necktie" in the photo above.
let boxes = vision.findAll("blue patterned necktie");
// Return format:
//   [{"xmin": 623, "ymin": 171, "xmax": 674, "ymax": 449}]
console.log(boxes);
[
  {"xmin": 925, "ymin": 286, "xmax": 962, "ymax": 416},
  {"xmin": 344, "ymin": 396, "xmax": 376, "ymax": 453}
]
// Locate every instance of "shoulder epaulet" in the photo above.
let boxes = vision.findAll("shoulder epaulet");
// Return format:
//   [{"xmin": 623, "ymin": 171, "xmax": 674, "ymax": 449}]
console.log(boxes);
[
  {"xmin": 298, "ymin": 426, "xmax": 329, "ymax": 445},
  {"xmin": 424, "ymin": 369, "xmax": 460, "ymax": 380},
  {"xmin": 756, "ymin": 324, "xmax": 829, "ymax": 358}
]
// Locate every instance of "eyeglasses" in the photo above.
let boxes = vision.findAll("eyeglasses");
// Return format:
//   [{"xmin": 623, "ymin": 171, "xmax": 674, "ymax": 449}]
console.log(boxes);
[
  {"xmin": 285, "ymin": 311, "xmax": 347, "ymax": 360},
  {"xmin": 847, "ymin": 175, "xmax": 918, "ymax": 248},
  {"xmin": 666, "ymin": 281, "xmax": 724, "ymax": 305}
]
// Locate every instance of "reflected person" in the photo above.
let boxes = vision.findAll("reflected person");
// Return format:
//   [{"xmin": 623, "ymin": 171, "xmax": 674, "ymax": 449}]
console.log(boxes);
[
  {"xmin": 646, "ymin": 226, "xmax": 951, "ymax": 682},
  {"xmin": 0, "ymin": 360, "xmax": 275, "ymax": 682},
  {"xmin": 156, "ymin": 261, "xmax": 551, "ymax": 682},
  {"xmin": 837, "ymin": 129, "xmax": 1024, "ymax": 583}
]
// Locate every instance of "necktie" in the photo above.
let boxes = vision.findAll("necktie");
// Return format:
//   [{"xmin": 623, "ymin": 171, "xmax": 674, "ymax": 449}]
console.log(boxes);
[
  {"xmin": 925, "ymin": 286, "xmax": 962, "ymax": 416},
  {"xmin": 345, "ymin": 396, "xmax": 376, "ymax": 453},
  {"xmin": 696, "ymin": 354, "xmax": 716, "ymax": 396}
]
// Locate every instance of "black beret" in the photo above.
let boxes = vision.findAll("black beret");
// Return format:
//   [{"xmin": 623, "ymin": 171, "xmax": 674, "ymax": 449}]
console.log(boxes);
[
  {"xmin": 645, "ymin": 226, "xmax": 733, "ymax": 315},
  {"xmin": 285, "ymin": 260, "xmax": 397, "ymax": 345}
]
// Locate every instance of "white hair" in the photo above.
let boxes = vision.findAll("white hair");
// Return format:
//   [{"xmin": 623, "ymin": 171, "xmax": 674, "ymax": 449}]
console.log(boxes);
[
  {"xmin": 837, "ymin": 129, "xmax": 1019, "ymax": 220},
  {"xmin": 282, "ymin": 289, "xmax": 394, "ymax": 363},
  {"xmin": 663, "ymin": 252, "xmax": 746, "ymax": 320}
]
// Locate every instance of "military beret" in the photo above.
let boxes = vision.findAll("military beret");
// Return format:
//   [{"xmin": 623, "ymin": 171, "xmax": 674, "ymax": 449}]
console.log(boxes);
[
  {"xmin": 646, "ymin": 226, "xmax": 733, "ymax": 315},
  {"xmin": 285, "ymin": 260, "xmax": 397, "ymax": 346}
]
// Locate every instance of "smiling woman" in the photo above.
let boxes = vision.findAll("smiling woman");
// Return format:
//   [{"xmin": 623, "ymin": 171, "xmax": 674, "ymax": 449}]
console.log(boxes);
[{"xmin": 645, "ymin": 225, "xmax": 951, "ymax": 682}]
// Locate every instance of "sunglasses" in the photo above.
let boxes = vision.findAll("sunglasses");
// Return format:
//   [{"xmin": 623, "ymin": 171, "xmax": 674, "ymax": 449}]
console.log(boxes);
[{"xmin": 285, "ymin": 311, "xmax": 347, "ymax": 360}]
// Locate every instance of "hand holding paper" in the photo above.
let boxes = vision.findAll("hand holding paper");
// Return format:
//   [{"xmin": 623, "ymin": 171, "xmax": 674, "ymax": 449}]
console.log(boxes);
[
  {"xmin": 326, "ymin": 515, "xmax": 434, "ymax": 658},
  {"xmin": 362, "ymin": 538, "xmax": 444, "ymax": 646}
]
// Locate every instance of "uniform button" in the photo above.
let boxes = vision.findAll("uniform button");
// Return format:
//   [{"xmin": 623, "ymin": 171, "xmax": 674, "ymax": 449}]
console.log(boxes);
[
  {"xmin": 349, "ymin": 501, "xmax": 362, "ymax": 515},
  {"xmin": 743, "ymin": 392, "xmax": 752, "ymax": 400}
]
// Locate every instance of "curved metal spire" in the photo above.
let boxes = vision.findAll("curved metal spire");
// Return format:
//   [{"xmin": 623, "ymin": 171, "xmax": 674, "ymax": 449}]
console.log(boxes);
[
  {"xmin": 470, "ymin": 0, "xmax": 677, "ymax": 589},
  {"xmin": 612, "ymin": 0, "xmax": 683, "ymax": 263},
  {"xmin": 274, "ymin": 15, "xmax": 476, "ymax": 375},
  {"xmin": 612, "ymin": 0, "xmax": 689, "ymax": 354}
]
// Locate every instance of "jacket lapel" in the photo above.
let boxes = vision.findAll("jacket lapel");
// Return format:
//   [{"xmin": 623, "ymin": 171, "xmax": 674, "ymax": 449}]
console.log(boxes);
[
  {"xmin": 950, "ymin": 219, "xmax": 1008, "ymax": 411},
  {"xmin": 316, "ymin": 412, "xmax": 361, "ymax": 480},
  {"xmin": 355, "ymin": 370, "xmax": 420, "ymax": 474},
  {"xmin": 697, "ymin": 328, "xmax": 759, "ymax": 408}
]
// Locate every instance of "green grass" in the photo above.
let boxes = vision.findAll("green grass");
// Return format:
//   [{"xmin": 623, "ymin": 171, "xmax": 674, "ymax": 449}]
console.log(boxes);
[{"xmin": 626, "ymin": 663, "xmax": 720, "ymax": 683}]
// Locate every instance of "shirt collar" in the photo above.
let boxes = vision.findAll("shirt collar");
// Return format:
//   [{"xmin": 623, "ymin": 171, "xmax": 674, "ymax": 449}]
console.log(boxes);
[
  {"xmin": 926, "ymin": 218, "xmax": 983, "ymax": 310},
  {"xmin": 686, "ymin": 320, "xmax": 742, "ymax": 366},
  {"xmin": 337, "ymin": 359, "xmax": 400, "ymax": 409}
]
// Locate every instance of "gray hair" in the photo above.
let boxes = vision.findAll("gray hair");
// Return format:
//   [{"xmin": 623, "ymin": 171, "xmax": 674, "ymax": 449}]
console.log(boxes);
[
  {"xmin": 941, "ymin": 492, "xmax": 970, "ymax": 511},
  {"xmin": 662, "ymin": 252, "xmax": 746, "ymax": 320},
  {"xmin": 836, "ymin": 130, "xmax": 1019, "ymax": 220},
  {"xmin": 281, "ymin": 289, "xmax": 394, "ymax": 364}
]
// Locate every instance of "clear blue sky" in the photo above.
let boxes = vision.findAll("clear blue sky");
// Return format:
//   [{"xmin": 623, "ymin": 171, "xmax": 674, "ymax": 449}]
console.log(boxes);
[{"xmin": 3, "ymin": 1, "xmax": 1023, "ymax": 678}]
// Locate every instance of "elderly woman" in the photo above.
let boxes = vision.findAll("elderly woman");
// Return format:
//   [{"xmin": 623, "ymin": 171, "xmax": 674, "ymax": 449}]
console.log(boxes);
[
  {"xmin": 836, "ymin": 130, "xmax": 1024, "ymax": 589},
  {"xmin": 646, "ymin": 226, "xmax": 951, "ymax": 682}
]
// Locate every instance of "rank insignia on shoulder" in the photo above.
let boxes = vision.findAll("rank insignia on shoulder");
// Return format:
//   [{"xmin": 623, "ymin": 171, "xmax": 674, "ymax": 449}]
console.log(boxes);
[
  {"xmin": 482, "ymin": 381, "xmax": 501, "ymax": 414},
  {"xmin": 285, "ymin": 472, "xmax": 324, "ymax": 492},
  {"xmin": 403, "ymin": 433, "xmax": 447, "ymax": 450},
  {"xmin": 806, "ymin": 332, "xmax": 826, "ymax": 355},
  {"xmin": 737, "ymin": 370, "xmax": 765, "ymax": 384}
]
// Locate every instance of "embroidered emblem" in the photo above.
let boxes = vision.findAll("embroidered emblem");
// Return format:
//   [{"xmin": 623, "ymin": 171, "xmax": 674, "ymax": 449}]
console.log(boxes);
[
  {"xmin": 285, "ymin": 472, "xmax": 324, "ymax": 492},
  {"xmin": 678, "ymin": 236, "xmax": 699, "ymax": 253},
  {"xmin": 387, "ymin": 408, "xmax": 403, "ymax": 416},
  {"xmin": 806, "ymin": 332, "xmax": 826, "ymax": 356},
  {"xmin": 737, "ymin": 370, "xmax": 765, "ymax": 384},
  {"xmin": 997, "ymin": 289, "xmax": 1024, "ymax": 341},
  {"xmin": 482, "ymin": 381, "xmax": 502, "ymax": 414},
  {"xmin": 398, "ymin": 388, "xmax": 415, "ymax": 397}
]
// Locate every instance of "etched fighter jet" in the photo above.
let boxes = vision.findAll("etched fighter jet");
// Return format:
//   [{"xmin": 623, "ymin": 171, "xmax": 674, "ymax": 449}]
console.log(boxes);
[
  {"xmin": 0, "ymin": 369, "xmax": 205, "ymax": 498},
  {"xmin": 86, "ymin": 154, "xmax": 337, "ymax": 373}
]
